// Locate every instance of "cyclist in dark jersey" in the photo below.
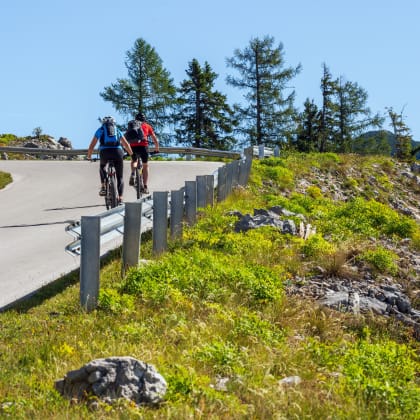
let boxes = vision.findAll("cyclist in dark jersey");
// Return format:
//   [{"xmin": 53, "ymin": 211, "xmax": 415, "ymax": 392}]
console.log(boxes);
[
  {"xmin": 87, "ymin": 116, "xmax": 133, "ymax": 204},
  {"xmin": 127, "ymin": 112, "xmax": 159, "ymax": 194}
]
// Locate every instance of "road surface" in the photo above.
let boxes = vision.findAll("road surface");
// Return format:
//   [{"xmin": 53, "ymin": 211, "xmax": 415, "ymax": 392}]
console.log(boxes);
[{"xmin": 0, "ymin": 159, "xmax": 223, "ymax": 309}]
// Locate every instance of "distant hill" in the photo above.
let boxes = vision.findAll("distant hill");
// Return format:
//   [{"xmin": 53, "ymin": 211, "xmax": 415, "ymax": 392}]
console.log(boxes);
[{"xmin": 359, "ymin": 130, "xmax": 420, "ymax": 159}]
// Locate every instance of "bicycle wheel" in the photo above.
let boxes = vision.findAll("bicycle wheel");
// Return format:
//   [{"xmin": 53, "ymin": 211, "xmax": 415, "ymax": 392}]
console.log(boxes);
[
  {"xmin": 135, "ymin": 167, "xmax": 143, "ymax": 199},
  {"xmin": 104, "ymin": 175, "xmax": 112, "ymax": 210},
  {"xmin": 109, "ymin": 174, "xmax": 118, "ymax": 208}
]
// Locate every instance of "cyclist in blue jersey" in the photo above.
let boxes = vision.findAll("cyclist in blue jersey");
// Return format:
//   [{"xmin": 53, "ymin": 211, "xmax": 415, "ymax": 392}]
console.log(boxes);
[{"xmin": 87, "ymin": 116, "xmax": 133, "ymax": 204}]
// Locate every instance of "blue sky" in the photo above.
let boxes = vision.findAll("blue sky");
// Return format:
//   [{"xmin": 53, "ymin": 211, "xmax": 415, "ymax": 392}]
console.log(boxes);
[{"xmin": 1, "ymin": 0, "xmax": 419, "ymax": 149}]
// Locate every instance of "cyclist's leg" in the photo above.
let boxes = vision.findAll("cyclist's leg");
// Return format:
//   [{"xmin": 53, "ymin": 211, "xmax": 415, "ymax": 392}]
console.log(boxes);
[
  {"xmin": 99, "ymin": 150, "xmax": 108, "ymax": 195},
  {"xmin": 130, "ymin": 147, "xmax": 141, "ymax": 185},
  {"xmin": 114, "ymin": 148, "xmax": 125, "ymax": 201}
]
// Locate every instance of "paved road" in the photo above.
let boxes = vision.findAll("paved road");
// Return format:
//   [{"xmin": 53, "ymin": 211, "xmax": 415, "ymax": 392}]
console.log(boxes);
[{"xmin": 0, "ymin": 159, "xmax": 223, "ymax": 309}]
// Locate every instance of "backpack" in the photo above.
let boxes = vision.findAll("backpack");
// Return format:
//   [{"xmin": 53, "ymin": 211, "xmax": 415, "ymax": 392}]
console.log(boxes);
[
  {"xmin": 100, "ymin": 117, "xmax": 119, "ymax": 147},
  {"xmin": 125, "ymin": 119, "xmax": 145, "ymax": 144}
]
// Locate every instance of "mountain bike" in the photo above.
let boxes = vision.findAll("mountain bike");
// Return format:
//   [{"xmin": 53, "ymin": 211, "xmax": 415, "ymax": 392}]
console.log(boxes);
[{"xmin": 104, "ymin": 159, "xmax": 120, "ymax": 209}]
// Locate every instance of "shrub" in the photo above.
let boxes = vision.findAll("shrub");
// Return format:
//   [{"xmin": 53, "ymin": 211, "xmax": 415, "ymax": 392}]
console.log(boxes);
[
  {"xmin": 357, "ymin": 247, "xmax": 399, "ymax": 275},
  {"xmin": 301, "ymin": 234, "xmax": 336, "ymax": 258},
  {"xmin": 306, "ymin": 185, "xmax": 323, "ymax": 199}
]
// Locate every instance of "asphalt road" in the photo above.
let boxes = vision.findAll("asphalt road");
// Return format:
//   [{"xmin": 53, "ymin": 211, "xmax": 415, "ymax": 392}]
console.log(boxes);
[{"xmin": 0, "ymin": 159, "xmax": 223, "ymax": 309}]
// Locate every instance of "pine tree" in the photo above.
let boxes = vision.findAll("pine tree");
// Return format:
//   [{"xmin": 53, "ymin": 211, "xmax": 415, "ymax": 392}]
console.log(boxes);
[
  {"xmin": 295, "ymin": 99, "xmax": 321, "ymax": 152},
  {"xmin": 174, "ymin": 59, "xmax": 236, "ymax": 150},
  {"xmin": 387, "ymin": 107, "xmax": 413, "ymax": 160},
  {"xmin": 100, "ymin": 38, "xmax": 176, "ymax": 135},
  {"xmin": 226, "ymin": 36, "xmax": 301, "ymax": 147}
]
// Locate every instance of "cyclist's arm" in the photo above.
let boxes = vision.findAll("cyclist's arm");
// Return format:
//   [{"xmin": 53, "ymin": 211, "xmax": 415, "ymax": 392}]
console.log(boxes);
[
  {"xmin": 120, "ymin": 136, "xmax": 133, "ymax": 156},
  {"xmin": 149, "ymin": 131, "xmax": 159, "ymax": 153},
  {"xmin": 87, "ymin": 136, "xmax": 98, "ymax": 160}
]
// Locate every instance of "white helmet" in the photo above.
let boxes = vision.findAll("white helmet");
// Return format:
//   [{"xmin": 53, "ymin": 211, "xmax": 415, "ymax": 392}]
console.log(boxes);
[{"xmin": 102, "ymin": 116, "xmax": 115, "ymax": 124}]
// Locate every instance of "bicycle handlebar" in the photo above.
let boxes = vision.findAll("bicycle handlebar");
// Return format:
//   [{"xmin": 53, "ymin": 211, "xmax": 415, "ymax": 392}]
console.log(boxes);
[{"xmin": 124, "ymin": 150, "xmax": 160, "ymax": 159}]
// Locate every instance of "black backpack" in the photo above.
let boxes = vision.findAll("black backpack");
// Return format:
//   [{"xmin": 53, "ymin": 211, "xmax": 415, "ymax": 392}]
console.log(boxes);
[
  {"xmin": 125, "ymin": 120, "xmax": 145, "ymax": 144},
  {"xmin": 100, "ymin": 117, "xmax": 119, "ymax": 147}
]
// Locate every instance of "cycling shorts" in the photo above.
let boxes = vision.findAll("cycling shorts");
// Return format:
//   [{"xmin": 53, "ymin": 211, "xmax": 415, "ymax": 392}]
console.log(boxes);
[{"xmin": 131, "ymin": 146, "xmax": 149, "ymax": 163}]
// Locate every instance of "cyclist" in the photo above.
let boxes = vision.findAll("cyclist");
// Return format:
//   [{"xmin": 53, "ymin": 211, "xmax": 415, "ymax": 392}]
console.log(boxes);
[
  {"xmin": 127, "ymin": 112, "xmax": 159, "ymax": 194},
  {"xmin": 87, "ymin": 116, "xmax": 133, "ymax": 205}
]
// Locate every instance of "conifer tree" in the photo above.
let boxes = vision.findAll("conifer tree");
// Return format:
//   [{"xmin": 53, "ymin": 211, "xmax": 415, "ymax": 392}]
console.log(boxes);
[
  {"xmin": 318, "ymin": 63, "xmax": 337, "ymax": 152},
  {"xmin": 387, "ymin": 107, "xmax": 413, "ymax": 160},
  {"xmin": 334, "ymin": 77, "xmax": 383, "ymax": 152},
  {"xmin": 174, "ymin": 59, "xmax": 236, "ymax": 150},
  {"xmin": 295, "ymin": 99, "xmax": 321, "ymax": 152},
  {"xmin": 226, "ymin": 36, "xmax": 301, "ymax": 147},
  {"xmin": 100, "ymin": 38, "xmax": 176, "ymax": 135}
]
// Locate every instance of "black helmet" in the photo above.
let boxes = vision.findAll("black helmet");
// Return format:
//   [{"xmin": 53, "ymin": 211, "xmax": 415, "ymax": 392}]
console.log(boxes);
[{"xmin": 135, "ymin": 112, "xmax": 146, "ymax": 121}]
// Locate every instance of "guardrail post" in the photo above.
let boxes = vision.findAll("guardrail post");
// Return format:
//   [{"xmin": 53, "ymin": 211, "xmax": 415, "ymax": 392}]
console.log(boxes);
[
  {"xmin": 122, "ymin": 202, "xmax": 142, "ymax": 275},
  {"xmin": 153, "ymin": 191, "xmax": 168, "ymax": 255},
  {"xmin": 205, "ymin": 175, "xmax": 214, "ymax": 207},
  {"xmin": 231, "ymin": 160, "xmax": 240, "ymax": 188},
  {"xmin": 226, "ymin": 162, "xmax": 235, "ymax": 196},
  {"xmin": 170, "ymin": 188, "xmax": 184, "ymax": 239},
  {"xmin": 274, "ymin": 145, "xmax": 280, "ymax": 157},
  {"xmin": 258, "ymin": 144, "xmax": 265, "ymax": 159},
  {"xmin": 80, "ymin": 216, "xmax": 100, "ymax": 312},
  {"xmin": 238, "ymin": 158, "xmax": 246, "ymax": 186},
  {"xmin": 243, "ymin": 147, "xmax": 253, "ymax": 184},
  {"xmin": 196, "ymin": 175, "xmax": 207, "ymax": 208},
  {"xmin": 185, "ymin": 180, "xmax": 197, "ymax": 226},
  {"xmin": 217, "ymin": 165, "xmax": 228, "ymax": 202}
]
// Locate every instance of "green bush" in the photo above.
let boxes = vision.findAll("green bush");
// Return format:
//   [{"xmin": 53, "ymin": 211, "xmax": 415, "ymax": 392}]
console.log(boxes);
[
  {"xmin": 357, "ymin": 247, "xmax": 399, "ymax": 275},
  {"xmin": 343, "ymin": 340, "xmax": 420, "ymax": 416},
  {"xmin": 122, "ymin": 247, "xmax": 283, "ymax": 306},
  {"xmin": 307, "ymin": 337, "xmax": 420, "ymax": 417},
  {"xmin": 320, "ymin": 197, "xmax": 417, "ymax": 239},
  {"xmin": 301, "ymin": 234, "xmax": 336, "ymax": 258},
  {"xmin": 255, "ymin": 159, "xmax": 295, "ymax": 190}
]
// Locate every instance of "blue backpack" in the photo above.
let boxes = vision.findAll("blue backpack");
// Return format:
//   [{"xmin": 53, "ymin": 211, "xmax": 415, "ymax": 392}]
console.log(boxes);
[{"xmin": 100, "ymin": 117, "xmax": 119, "ymax": 147}]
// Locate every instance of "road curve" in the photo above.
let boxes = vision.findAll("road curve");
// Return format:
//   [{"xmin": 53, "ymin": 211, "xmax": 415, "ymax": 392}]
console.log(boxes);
[{"xmin": 0, "ymin": 159, "xmax": 223, "ymax": 309}]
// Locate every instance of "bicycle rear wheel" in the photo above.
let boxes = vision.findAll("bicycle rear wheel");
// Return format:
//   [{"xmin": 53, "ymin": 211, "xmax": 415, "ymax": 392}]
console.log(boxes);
[
  {"xmin": 135, "ymin": 167, "xmax": 143, "ymax": 199},
  {"xmin": 105, "ymin": 174, "xmax": 118, "ymax": 209}
]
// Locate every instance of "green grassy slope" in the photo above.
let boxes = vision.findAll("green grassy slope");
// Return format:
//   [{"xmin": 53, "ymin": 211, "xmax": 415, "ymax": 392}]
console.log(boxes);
[{"xmin": 0, "ymin": 152, "xmax": 419, "ymax": 419}]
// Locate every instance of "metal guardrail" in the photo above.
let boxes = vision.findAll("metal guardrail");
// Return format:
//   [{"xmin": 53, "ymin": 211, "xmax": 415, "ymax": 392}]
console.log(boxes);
[
  {"xmin": 65, "ymin": 196, "xmax": 154, "ymax": 256},
  {"xmin": 65, "ymin": 168, "xmax": 220, "ymax": 256},
  {"xmin": 0, "ymin": 145, "xmax": 241, "ymax": 159}
]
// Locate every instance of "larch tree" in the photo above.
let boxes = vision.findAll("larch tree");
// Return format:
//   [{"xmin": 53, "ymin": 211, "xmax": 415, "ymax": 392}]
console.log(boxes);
[
  {"xmin": 387, "ymin": 107, "xmax": 413, "ymax": 160},
  {"xmin": 226, "ymin": 35, "xmax": 301, "ymax": 147},
  {"xmin": 174, "ymin": 59, "xmax": 236, "ymax": 150},
  {"xmin": 100, "ymin": 38, "xmax": 176, "ymax": 136}
]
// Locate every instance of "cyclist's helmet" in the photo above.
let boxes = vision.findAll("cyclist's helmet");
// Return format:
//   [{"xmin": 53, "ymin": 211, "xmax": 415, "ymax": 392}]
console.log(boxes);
[
  {"xmin": 102, "ymin": 116, "xmax": 115, "ymax": 124},
  {"xmin": 135, "ymin": 112, "xmax": 146, "ymax": 121}
]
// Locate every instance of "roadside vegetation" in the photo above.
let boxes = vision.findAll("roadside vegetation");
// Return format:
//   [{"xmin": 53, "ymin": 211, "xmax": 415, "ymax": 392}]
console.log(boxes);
[
  {"xmin": 0, "ymin": 152, "xmax": 419, "ymax": 419},
  {"xmin": 0, "ymin": 171, "xmax": 12, "ymax": 189}
]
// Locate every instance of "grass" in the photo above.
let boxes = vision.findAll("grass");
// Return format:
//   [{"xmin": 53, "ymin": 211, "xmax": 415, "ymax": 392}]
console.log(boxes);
[{"xmin": 0, "ymin": 152, "xmax": 419, "ymax": 419}]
